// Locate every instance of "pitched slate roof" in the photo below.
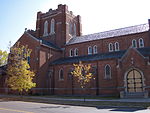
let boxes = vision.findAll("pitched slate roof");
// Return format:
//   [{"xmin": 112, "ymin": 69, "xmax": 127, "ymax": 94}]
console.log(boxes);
[
  {"xmin": 40, "ymin": 39, "xmax": 61, "ymax": 50},
  {"xmin": 67, "ymin": 23, "xmax": 149, "ymax": 45},
  {"xmin": 137, "ymin": 47, "xmax": 150, "ymax": 55},
  {"xmin": 51, "ymin": 50, "xmax": 125, "ymax": 65},
  {"xmin": 26, "ymin": 31, "xmax": 61, "ymax": 51},
  {"xmin": 51, "ymin": 47, "xmax": 150, "ymax": 65}
]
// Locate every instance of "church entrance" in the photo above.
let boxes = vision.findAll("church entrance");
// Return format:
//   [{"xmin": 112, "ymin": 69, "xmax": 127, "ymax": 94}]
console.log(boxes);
[
  {"xmin": 126, "ymin": 69, "xmax": 144, "ymax": 93},
  {"xmin": 120, "ymin": 68, "xmax": 148, "ymax": 98}
]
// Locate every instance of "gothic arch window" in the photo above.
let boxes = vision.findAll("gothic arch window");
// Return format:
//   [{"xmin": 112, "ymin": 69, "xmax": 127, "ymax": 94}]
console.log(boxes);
[
  {"xmin": 88, "ymin": 46, "xmax": 92, "ymax": 55},
  {"xmin": 115, "ymin": 42, "xmax": 119, "ymax": 51},
  {"xmin": 74, "ymin": 48, "xmax": 78, "ymax": 56},
  {"xmin": 50, "ymin": 18, "xmax": 55, "ymax": 34},
  {"xmin": 73, "ymin": 23, "xmax": 76, "ymax": 36},
  {"xmin": 139, "ymin": 38, "xmax": 144, "ymax": 48},
  {"xmin": 105, "ymin": 64, "xmax": 111, "ymax": 79},
  {"xmin": 43, "ymin": 20, "xmax": 48, "ymax": 36},
  {"xmin": 69, "ymin": 21, "xmax": 73, "ymax": 35},
  {"xmin": 132, "ymin": 39, "xmax": 137, "ymax": 48},
  {"xmin": 108, "ymin": 43, "xmax": 113, "ymax": 52},
  {"xmin": 93, "ymin": 45, "xmax": 98, "ymax": 54},
  {"xmin": 69, "ymin": 49, "xmax": 73, "ymax": 57},
  {"xmin": 59, "ymin": 69, "xmax": 64, "ymax": 80}
]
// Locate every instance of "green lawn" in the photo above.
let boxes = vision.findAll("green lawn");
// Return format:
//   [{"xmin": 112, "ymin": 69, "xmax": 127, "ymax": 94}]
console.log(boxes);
[{"xmin": 0, "ymin": 95, "xmax": 150, "ymax": 108}]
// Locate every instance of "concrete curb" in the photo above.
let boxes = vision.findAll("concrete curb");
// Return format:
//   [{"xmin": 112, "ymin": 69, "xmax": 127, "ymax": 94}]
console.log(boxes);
[{"xmin": 1, "ymin": 94, "xmax": 150, "ymax": 103}]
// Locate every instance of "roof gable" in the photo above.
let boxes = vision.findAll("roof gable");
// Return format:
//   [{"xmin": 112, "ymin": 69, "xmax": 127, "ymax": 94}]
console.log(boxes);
[
  {"xmin": 25, "ymin": 32, "xmax": 61, "ymax": 51},
  {"xmin": 120, "ymin": 47, "xmax": 145, "ymax": 62}
]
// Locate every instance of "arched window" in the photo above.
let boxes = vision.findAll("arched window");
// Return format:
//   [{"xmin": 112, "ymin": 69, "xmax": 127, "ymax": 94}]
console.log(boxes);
[
  {"xmin": 74, "ymin": 48, "xmax": 78, "ymax": 56},
  {"xmin": 139, "ymin": 38, "xmax": 144, "ymax": 48},
  {"xmin": 88, "ymin": 46, "xmax": 92, "ymax": 55},
  {"xmin": 115, "ymin": 42, "xmax": 119, "ymax": 51},
  {"xmin": 132, "ymin": 39, "xmax": 137, "ymax": 48},
  {"xmin": 50, "ymin": 19, "xmax": 55, "ymax": 34},
  {"xmin": 59, "ymin": 69, "xmax": 64, "ymax": 80},
  {"xmin": 73, "ymin": 23, "xmax": 76, "ymax": 36},
  {"xmin": 105, "ymin": 64, "xmax": 111, "ymax": 79},
  {"xmin": 93, "ymin": 45, "xmax": 98, "ymax": 54},
  {"xmin": 69, "ymin": 49, "xmax": 73, "ymax": 57},
  {"xmin": 108, "ymin": 43, "xmax": 113, "ymax": 52},
  {"xmin": 69, "ymin": 22, "xmax": 73, "ymax": 35},
  {"xmin": 43, "ymin": 20, "xmax": 48, "ymax": 36}
]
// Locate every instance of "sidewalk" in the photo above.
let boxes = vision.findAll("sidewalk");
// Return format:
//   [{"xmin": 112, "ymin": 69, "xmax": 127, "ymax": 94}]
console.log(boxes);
[
  {"xmin": 28, "ymin": 96, "xmax": 150, "ymax": 103},
  {"xmin": 1, "ymin": 94, "xmax": 150, "ymax": 103}
]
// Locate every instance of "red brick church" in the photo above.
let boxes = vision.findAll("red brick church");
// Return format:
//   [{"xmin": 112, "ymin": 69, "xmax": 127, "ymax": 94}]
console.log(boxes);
[{"xmin": 1, "ymin": 4, "xmax": 150, "ymax": 98}]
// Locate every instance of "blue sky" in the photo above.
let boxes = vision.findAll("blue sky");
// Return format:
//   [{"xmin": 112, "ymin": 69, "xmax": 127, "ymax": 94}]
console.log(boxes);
[
  {"xmin": 1, "ymin": 0, "xmax": 150, "ymax": 51},
  {"xmin": 0, "ymin": 0, "xmax": 45, "ymax": 51}
]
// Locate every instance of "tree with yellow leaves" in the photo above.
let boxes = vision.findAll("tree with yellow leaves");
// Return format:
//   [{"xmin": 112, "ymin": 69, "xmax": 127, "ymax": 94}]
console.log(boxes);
[
  {"xmin": 0, "ymin": 49, "xmax": 8, "ymax": 66},
  {"xmin": 71, "ymin": 61, "xmax": 94, "ymax": 88},
  {"xmin": 71, "ymin": 61, "xmax": 94, "ymax": 101},
  {"xmin": 6, "ymin": 42, "xmax": 36, "ymax": 94}
]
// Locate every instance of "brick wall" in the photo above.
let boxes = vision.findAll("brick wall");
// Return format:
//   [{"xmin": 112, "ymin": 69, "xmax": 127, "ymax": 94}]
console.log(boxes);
[
  {"xmin": 65, "ymin": 32, "xmax": 150, "ymax": 57},
  {"xmin": 36, "ymin": 4, "xmax": 82, "ymax": 48},
  {"xmin": 7, "ymin": 4, "xmax": 150, "ymax": 96}
]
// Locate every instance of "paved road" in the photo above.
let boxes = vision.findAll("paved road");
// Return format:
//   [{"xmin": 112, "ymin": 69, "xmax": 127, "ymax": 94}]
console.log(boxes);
[{"xmin": 0, "ymin": 100, "xmax": 149, "ymax": 113}]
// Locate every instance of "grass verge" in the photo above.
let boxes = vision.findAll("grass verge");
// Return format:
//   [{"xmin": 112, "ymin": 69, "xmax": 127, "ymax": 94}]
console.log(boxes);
[{"xmin": 0, "ymin": 95, "xmax": 150, "ymax": 109}]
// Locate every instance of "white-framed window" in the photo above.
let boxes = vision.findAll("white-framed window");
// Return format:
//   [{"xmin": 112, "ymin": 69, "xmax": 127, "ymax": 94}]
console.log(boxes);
[
  {"xmin": 108, "ymin": 43, "xmax": 113, "ymax": 52},
  {"xmin": 93, "ymin": 45, "xmax": 98, "ymax": 54},
  {"xmin": 132, "ymin": 39, "xmax": 137, "ymax": 48},
  {"xmin": 59, "ymin": 69, "xmax": 64, "ymax": 80},
  {"xmin": 74, "ymin": 48, "xmax": 78, "ymax": 56},
  {"xmin": 104, "ymin": 64, "xmax": 111, "ymax": 79},
  {"xmin": 69, "ymin": 49, "xmax": 73, "ymax": 57},
  {"xmin": 115, "ymin": 42, "xmax": 119, "ymax": 51},
  {"xmin": 43, "ymin": 20, "xmax": 48, "ymax": 36},
  {"xmin": 139, "ymin": 38, "xmax": 144, "ymax": 48},
  {"xmin": 88, "ymin": 46, "xmax": 92, "ymax": 55},
  {"xmin": 73, "ymin": 23, "xmax": 76, "ymax": 36},
  {"xmin": 50, "ymin": 18, "xmax": 55, "ymax": 34}
]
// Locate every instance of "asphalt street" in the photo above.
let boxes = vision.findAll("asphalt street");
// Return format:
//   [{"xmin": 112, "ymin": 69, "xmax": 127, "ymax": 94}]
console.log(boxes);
[{"xmin": 0, "ymin": 100, "xmax": 149, "ymax": 113}]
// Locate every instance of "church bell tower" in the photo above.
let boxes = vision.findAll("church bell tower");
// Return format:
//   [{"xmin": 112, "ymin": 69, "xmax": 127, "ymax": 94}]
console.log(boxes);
[{"xmin": 35, "ymin": 4, "xmax": 82, "ymax": 48}]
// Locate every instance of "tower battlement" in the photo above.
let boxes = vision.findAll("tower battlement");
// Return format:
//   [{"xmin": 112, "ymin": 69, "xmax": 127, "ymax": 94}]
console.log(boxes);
[{"xmin": 35, "ymin": 4, "xmax": 82, "ymax": 47}]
